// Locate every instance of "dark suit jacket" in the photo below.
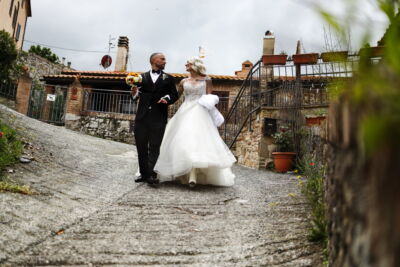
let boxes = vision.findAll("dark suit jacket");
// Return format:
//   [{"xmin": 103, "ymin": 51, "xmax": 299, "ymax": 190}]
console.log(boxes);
[{"xmin": 133, "ymin": 71, "xmax": 179, "ymax": 123}]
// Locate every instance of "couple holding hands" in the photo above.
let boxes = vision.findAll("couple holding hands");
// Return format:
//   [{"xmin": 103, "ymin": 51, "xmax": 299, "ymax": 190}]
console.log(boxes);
[{"xmin": 130, "ymin": 52, "xmax": 235, "ymax": 188}]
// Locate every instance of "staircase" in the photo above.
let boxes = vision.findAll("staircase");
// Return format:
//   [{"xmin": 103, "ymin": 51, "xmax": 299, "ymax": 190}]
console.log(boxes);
[{"xmin": 222, "ymin": 59, "xmax": 263, "ymax": 148}]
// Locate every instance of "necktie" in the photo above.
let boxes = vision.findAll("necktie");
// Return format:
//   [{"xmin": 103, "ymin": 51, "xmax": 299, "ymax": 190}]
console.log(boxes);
[{"xmin": 152, "ymin": 70, "xmax": 161, "ymax": 74}]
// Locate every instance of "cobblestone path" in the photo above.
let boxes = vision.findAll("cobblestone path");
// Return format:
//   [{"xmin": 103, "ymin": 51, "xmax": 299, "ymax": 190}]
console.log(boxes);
[{"xmin": 0, "ymin": 105, "xmax": 322, "ymax": 266}]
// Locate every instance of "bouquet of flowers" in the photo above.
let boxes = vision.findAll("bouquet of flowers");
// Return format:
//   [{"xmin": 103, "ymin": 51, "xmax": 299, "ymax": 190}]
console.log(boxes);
[{"xmin": 125, "ymin": 72, "xmax": 142, "ymax": 87}]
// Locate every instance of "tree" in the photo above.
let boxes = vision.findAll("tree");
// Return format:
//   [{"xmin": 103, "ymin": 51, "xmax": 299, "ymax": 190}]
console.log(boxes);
[
  {"xmin": 28, "ymin": 45, "xmax": 60, "ymax": 64},
  {"xmin": 0, "ymin": 30, "xmax": 19, "ymax": 81}
]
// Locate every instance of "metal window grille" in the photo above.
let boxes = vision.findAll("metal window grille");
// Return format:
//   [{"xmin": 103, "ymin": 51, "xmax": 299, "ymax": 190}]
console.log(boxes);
[
  {"xmin": 83, "ymin": 88, "xmax": 136, "ymax": 115},
  {"xmin": 0, "ymin": 80, "xmax": 17, "ymax": 100}
]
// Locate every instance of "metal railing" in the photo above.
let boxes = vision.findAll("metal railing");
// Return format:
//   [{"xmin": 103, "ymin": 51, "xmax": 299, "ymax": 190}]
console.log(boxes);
[
  {"xmin": 83, "ymin": 88, "xmax": 136, "ymax": 115},
  {"xmin": 0, "ymin": 80, "xmax": 17, "ymax": 100},
  {"xmin": 220, "ymin": 56, "xmax": 382, "ymax": 149},
  {"xmin": 222, "ymin": 60, "xmax": 262, "ymax": 148},
  {"xmin": 264, "ymin": 80, "xmax": 330, "ymax": 108}
]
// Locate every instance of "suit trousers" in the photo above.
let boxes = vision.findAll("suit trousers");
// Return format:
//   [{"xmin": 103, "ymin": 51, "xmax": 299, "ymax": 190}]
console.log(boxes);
[{"xmin": 134, "ymin": 112, "xmax": 166, "ymax": 179}]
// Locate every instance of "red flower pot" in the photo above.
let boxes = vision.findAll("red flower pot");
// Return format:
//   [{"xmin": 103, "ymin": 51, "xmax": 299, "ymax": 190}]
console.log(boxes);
[
  {"xmin": 262, "ymin": 55, "xmax": 287, "ymax": 65},
  {"xmin": 272, "ymin": 152, "xmax": 296, "ymax": 173},
  {"xmin": 292, "ymin": 53, "xmax": 319, "ymax": 64}
]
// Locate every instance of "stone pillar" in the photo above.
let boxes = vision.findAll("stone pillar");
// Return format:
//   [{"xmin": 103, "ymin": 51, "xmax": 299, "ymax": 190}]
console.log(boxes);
[
  {"xmin": 15, "ymin": 72, "xmax": 32, "ymax": 115},
  {"xmin": 64, "ymin": 77, "xmax": 83, "ymax": 130}
]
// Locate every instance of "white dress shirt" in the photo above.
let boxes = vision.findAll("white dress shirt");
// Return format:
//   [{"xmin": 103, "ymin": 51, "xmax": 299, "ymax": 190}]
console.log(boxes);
[{"xmin": 150, "ymin": 70, "xmax": 161, "ymax": 83}]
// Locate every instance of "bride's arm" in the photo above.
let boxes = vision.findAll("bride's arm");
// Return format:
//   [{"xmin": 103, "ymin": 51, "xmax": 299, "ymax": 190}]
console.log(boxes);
[{"xmin": 205, "ymin": 76, "xmax": 213, "ymax": 94}]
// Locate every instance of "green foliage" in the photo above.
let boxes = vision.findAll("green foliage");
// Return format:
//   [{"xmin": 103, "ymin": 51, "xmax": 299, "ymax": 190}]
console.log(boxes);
[
  {"xmin": 0, "ymin": 121, "xmax": 31, "ymax": 194},
  {"xmin": 0, "ymin": 121, "xmax": 23, "ymax": 171},
  {"xmin": 319, "ymin": 1, "xmax": 400, "ymax": 156},
  {"xmin": 272, "ymin": 129, "xmax": 294, "ymax": 152},
  {"xmin": 0, "ymin": 30, "xmax": 23, "ymax": 82},
  {"xmin": 28, "ymin": 45, "xmax": 60, "ymax": 64},
  {"xmin": 0, "ymin": 178, "xmax": 31, "ymax": 194},
  {"xmin": 298, "ymin": 154, "xmax": 327, "ymax": 244}
]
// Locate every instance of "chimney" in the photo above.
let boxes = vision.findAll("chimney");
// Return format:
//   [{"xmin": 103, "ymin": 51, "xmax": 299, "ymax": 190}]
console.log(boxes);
[
  {"xmin": 263, "ymin": 30, "xmax": 275, "ymax": 55},
  {"xmin": 263, "ymin": 31, "xmax": 275, "ymax": 82},
  {"xmin": 115, "ymin": 36, "xmax": 129, "ymax": 72}
]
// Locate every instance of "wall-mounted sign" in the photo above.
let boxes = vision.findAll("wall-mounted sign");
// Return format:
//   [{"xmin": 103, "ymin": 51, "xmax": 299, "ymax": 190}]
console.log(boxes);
[{"xmin": 46, "ymin": 94, "xmax": 56, "ymax": 102}]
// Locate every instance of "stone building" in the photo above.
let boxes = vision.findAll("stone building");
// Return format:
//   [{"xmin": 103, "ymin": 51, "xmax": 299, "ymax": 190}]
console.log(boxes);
[
  {"xmin": 0, "ymin": 0, "xmax": 32, "ymax": 49},
  {"xmin": 14, "ymin": 37, "xmax": 248, "ymax": 144}
]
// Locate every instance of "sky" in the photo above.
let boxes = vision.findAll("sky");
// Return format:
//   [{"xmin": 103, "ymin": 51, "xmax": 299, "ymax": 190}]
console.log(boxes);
[{"xmin": 22, "ymin": 0, "xmax": 389, "ymax": 75}]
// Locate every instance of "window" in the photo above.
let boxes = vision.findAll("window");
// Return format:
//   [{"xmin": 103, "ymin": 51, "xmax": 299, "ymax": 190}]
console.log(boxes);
[
  {"xmin": 15, "ymin": 24, "xmax": 21, "ymax": 41},
  {"xmin": 9, "ymin": 0, "xmax": 15, "ymax": 16},
  {"xmin": 12, "ymin": 6, "xmax": 18, "ymax": 29}
]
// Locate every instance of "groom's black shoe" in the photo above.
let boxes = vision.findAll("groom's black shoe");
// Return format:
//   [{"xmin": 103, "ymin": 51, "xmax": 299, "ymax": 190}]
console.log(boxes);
[
  {"xmin": 135, "ymin": 176, "xmax": 147, "ymax": 183},
  {"xmin": 147, "ymin": 175, "xmax": 160, "ymax": 186}
]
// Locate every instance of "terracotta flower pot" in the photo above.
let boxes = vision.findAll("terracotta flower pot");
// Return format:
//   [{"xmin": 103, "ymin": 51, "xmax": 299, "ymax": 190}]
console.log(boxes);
[
  {"xmin": 321, "ymin": 51, "xmax": 348, "ymax": 62},
  {"xmin": 262, "ymin": 55, "xmax": 287, "ymax": 65},
  {"xmin": 292, "ymin": 53, "xmax": 319, "ymax": 65},
  {"xmin": 272, "ymin": 152, "xmax": 296, "ymax": 173}
]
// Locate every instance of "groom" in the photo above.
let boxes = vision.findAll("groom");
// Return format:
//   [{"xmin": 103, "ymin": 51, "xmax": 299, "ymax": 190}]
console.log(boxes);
[{"xmin": 132, "ymin": 53, "xmax": 179, "ymax": 185}]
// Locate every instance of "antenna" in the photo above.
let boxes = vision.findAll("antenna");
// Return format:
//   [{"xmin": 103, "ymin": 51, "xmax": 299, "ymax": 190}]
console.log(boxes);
[{"xmin": 100, "ymin": 35, "xmax": 115, "ymax": 70}]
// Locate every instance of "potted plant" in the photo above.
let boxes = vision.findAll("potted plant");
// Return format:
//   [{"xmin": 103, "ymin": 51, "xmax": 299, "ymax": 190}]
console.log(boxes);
[
  {"xmin": 271, "ymin": 129, "xmax": 296, "ymax": 173},
  {"xmin": 262, "ymin": 51, "xmax": 287, "ymax": 65},
  {"xmin": 292, "ymin": 53, "xmax": 319, "ymax": 64},
  {"xmin": 321, "ymin": 51, "xmax": 348, "ymax": 62}
]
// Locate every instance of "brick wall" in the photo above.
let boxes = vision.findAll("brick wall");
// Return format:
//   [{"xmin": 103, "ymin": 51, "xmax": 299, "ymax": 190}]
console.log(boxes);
[
  {"xmin": 15, "ymin": 72, "xmax": 31, "ymax": 115},
  {"xmin": 64, "ymin": 79, "xmax": 84, "ymax": 129}
]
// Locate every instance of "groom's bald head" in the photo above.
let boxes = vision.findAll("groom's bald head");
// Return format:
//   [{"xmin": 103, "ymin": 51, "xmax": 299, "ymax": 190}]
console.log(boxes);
[
  {"xmin": 150, "ymin": 53, "xmax": 163, "ymax": 63},
  {"xmin": 150, "ymin": 53, "xmax": 166, "ymax": 70}
]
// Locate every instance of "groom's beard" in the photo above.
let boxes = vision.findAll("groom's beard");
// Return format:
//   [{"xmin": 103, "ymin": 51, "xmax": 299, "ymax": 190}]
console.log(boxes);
[{"xmin": 156, "ymin": 63, "xmax": 166, "ymax": 70}]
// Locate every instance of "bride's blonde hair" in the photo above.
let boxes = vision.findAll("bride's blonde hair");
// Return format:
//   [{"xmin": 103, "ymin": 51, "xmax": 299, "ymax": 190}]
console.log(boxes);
[{"xmin": 187, "ymin": 57, "xmax": 207, "ymax": 76}]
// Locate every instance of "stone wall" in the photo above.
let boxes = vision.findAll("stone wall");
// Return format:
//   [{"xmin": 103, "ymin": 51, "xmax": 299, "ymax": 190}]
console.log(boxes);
[
  {"xmin": 234, "ymin": 112, "xmax": 263, "ymax": 169},
  {"xmin": 72, "ymin": 112, "xmax": 135, "ymax": 144},
  {"xmin": 233, "ymin": 106, "xmax": 328, "ymax": 170},
  {"xmin": 326, "ymin": 96, "xmax": 400, "ymax": 267},
  {"xmin": 20, "ymin": 53, "xmax": 68, "ymax": 81}
]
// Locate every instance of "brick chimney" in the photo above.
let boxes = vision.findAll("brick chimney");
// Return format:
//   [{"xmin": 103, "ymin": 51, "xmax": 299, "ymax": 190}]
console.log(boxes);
[
  {"xmin": 235, "ymin": 60, "xmax": 253, "ymax": 78},
  {"xmin": 115, "ymin": 36, "xmax": 129, "ymax": 71}
]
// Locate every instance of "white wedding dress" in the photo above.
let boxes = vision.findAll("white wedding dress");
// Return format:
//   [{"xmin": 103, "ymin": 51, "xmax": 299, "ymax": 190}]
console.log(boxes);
[{"xmin": 154, "ymin": 79, "xmax": 236, "ymax": 186}]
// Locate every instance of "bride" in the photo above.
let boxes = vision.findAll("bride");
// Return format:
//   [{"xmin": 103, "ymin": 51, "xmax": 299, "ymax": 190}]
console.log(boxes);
[{"xmin": 154, "ymin": 57, "xmax": 236, "ymax": 187}]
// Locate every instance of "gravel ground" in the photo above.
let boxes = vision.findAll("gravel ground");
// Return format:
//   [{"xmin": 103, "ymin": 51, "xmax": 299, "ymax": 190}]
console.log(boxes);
[{"xmin": 0, "ymin": 104, "xmax": 322, "ymax": 266}]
